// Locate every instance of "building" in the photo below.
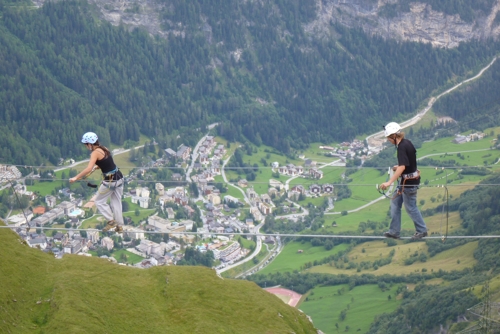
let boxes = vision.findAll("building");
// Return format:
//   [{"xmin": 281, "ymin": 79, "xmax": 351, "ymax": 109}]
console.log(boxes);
[
  {"xmin": 224, "ymin": 195, "xmax": 239, "ymax": 205},
  {"xmin": 164, "ymin": 148, "xmax": 177, "ymax": 159},
  {"xmin": 207, "ymin": 193, "xmax": 221, "ymax": 205},
  {"xmin": 57, "ymin": 201, "xmax": 76, "ymax": 215},
  {"xmin": 139, "ymin": 198, "xmax": 149, "ymax": 209},
  {"xmin": 166, "ymin": 207, "xmax": 175, "ymax": 219},
  {"xmin": 269, "ymin": 179, "xmax": 284, "ymax": 189},
  {"xmin": 212, "ymin": 242, "xmax": 241, "ymax": 262},
  {"xmin": 135, "ymin": 187, "xmax": 151, "ymax": 198},
  {"xmin": 322, "ymin": 184, "xmax": 334, "ymax": 193},
  {"xmin": 309, "ymin": 184, "xmax": 321, "ymax": 194},
  {"xmin": 7, "ymin": 210, "xmax": 33, "ymax": 226},
  {"xmin": 45, "ymin": 195, "xmax": 57, "ymax": 208},
  {"xmin": 87, "ymin": 230, "xmax": 100, "ymax": 243},
  {"xmin": 155, "ymin": 183, "xmax": 165, "ymax": 195},
  {"xmin": 29, "ymin": 237, "xmax": 47, "ymax": 250},
  {"xmin": 149, "ymin": 215, "xmax": 171, "ymax": 231},
  {"xmin": 123, "ymin": 226, "xmax": 145, "ymax": 240},
  {"xmin": 101, "ymin": 237, "xmax": 114, "ymax": 251},
  {"xmin": 177, "ymin": 144, "xmax": 191, "ymax": 161},
  {"xmin": 64, "ymin": 240, "xmax": 83, "ymax": 254}
]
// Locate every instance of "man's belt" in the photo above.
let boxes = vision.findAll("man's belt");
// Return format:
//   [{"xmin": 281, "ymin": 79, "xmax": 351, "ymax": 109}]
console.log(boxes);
[{"xmin": 401, "ymin": 170, "xmax": 420, "ymax": 179}]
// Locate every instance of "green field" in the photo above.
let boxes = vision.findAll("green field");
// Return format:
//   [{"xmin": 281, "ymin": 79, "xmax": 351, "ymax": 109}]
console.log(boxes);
[
  {"xmin": 123, "ymin": 209, "xmax": 156, "ymax": 224},
  {"xmin": 297, "ymin": 142, "xmax": 343, "ymax": 163},
  {"xmin": 224, "ymin": 184, "xmax": 247, "ymax": 202},
  {"xmin": 111, "ymin": 249, "xmax": 144, "ymax": 265},
  {"xmin": 417, "ymin": 127, "xmax": 499, "ymax": 158},
  {"xmin": 237, "ymin": 236, "xmax": 256, "ymax": 250},
  {"xmin": 308, "ymin": 240, "xmax": 478, "ymax": 276},
  {"xmin": 299, "ymin": 284, "xmax": 401, "ymax": 333},
  {"xmin": 80, "ymin": 215, "xmax": 105, "ymax": 229},
  {"xmin": 258, "ymin": 241, "xmax": 349, "ymax": 275}
]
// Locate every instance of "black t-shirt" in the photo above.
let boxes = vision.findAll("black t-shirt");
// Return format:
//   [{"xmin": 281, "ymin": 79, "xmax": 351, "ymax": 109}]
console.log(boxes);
[{"xmin": 397, "ymin": 138, "xmax": 419, "ymax": 186}]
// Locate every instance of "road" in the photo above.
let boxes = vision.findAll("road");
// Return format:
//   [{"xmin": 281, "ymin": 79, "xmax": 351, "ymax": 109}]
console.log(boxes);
[
  {"xmin": 366, "ymin": 56, "xmax": 497, "ymax": 151},
  {"xmin": 221, "ymin": 156, "xmax": 253, "ymax": 207},
  {"xmin": 418, "ymin": 148, "xmax": 493, "ymax": 160},
  {"xmin": 185, "ymin": 122, "xmax": 219, "ymax": 183},
  {"xmin": 234, "ymin": 236, "xmax": 283, "ymax": 278},
  {"xmin": 218, "ymin": 221, "xmax": 264, "ymax": 274},
  {"xmin": 54, "ymin": 144, "xmax": 146, "ymax": 172},
  {"xmin": 186, "ymin": 134, "xmax": 207, "ymax": 183}
]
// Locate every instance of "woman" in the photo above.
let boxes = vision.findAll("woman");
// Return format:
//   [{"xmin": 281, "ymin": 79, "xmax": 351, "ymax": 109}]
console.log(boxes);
[{"xmin": 70, "ymin": 132, "xmax": 124, "ymax": 233}]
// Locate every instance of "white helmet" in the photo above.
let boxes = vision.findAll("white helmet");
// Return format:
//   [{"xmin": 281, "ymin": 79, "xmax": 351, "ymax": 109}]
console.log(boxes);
[
  {"xmin": 383, "ymin": 122, "xmax": 401, "ymax": 137},
  {"xmin": 81, "ymin": 132, "xmax": 98, "ymax": 144}
]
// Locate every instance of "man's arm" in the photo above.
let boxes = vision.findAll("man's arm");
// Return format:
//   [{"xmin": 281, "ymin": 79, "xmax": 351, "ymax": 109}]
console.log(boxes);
[{"xmin": 380, "ymin": 165, "xmax": 405, "ymax": 190}]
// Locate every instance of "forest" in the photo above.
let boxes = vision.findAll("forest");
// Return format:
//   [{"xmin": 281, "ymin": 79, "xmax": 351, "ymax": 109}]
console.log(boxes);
[{"xmin": 1, "ymin": 0, "xmax": 500, "ymax": 165}]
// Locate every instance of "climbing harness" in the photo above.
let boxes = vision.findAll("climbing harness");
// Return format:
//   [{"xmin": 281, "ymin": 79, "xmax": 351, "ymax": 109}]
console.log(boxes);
[
  {"xmin": 98, "ymin": 168, "xmax": 123, "ymax": 194},
  {"xmin": 98, "ymin": 179, "xmax": 124, "ymax": 194},
  {"xmin": 396, "ymin": 169, "xmax": 421, "ymax": 196}
]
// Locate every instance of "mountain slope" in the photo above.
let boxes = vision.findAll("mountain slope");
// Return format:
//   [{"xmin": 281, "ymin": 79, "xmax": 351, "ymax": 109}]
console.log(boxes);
[
  {"xmin": 1, "ymin": 0, "xmax": 500, "ymax": 165},
  {"xmin": 0, "ymin": 227, "xmax": 317, "ymax": 333}
]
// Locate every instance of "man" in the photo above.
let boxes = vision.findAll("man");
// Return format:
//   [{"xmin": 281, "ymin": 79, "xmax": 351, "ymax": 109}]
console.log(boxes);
[{"xmin": 379, "ymin": 122, "xmax": 428, "ymax": 240}]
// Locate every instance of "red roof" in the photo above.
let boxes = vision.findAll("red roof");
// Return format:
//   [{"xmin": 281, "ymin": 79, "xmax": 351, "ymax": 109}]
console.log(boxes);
[{"xmin": 33, "ymin": 206, "xmax": 46, "ymax": 214}]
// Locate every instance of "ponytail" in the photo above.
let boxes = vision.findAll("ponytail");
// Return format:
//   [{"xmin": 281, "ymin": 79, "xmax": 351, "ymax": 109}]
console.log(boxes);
[{"xmin": 94, "ymin": 140, "xmax": 111, "ymax": 157}]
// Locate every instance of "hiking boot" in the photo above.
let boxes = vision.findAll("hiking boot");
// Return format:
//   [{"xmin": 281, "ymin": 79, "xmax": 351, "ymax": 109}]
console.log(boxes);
[
  {"xmin": 383, "ymin": 232, "xmax": 400, "ymax": 239},
  {"xmin": 115, "ymin": 225, "xmax": 123, "ymax": 233},
  {"xmin": 411, "ymin": 231, "xmax": 428, "ymax": 240},
  {"xmin": 102, "ymin": 220, "xmax": 117, "ymax": 232}
]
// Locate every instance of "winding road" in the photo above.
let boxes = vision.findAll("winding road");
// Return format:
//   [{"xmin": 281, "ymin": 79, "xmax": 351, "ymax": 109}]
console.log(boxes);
[{"xmin": 367, "ymin": 56, "xmax": 497, "ymax": 150}]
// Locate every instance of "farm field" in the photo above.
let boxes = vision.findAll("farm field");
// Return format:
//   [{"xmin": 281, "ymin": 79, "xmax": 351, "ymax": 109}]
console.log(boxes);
[{"xmin": 308, "ymin": 240, "xmax": 478, "ymax": 276}]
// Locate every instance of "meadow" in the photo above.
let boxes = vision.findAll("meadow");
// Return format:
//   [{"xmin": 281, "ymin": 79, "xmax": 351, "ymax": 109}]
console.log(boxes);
[
  {"xmin": 308, "ymin": 240, "xmax": 478, "ymax": 276},
  {"xmin": 298, "ymin": 284, "xmax": 402, "ymax": 334},
  {"xmin": 111, "ymin": 249, "xmax": 144, "ymax": 264},
  {"xmin": 258, "ymin": 241, "xmax": 349, "ymax": 275},
  {"xmin": 0, "ymin": 227, "xmax": 315, "ymax": 334}
]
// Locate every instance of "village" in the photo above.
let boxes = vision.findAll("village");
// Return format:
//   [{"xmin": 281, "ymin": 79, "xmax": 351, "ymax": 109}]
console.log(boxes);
[{"xmin": 2, "ymin": 130, "xmax": 484, "ymax": 269}]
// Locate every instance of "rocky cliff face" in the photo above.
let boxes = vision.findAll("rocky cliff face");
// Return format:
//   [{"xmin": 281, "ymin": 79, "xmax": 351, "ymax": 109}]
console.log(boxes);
[
  {"xmin": 31, "ymin": 0, "xmax": 500, "ymax": 48},
  {"xmin": 307, "ymin": 0, "xmax": 500, "ymax": 48}
]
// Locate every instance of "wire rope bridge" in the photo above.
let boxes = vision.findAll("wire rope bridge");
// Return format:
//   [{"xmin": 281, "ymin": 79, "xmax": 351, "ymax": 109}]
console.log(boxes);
[
  {"xmin": 1, "ymin": 156, "xmax": 500, "ymax": 242},
  {"xmin": 2, "ymin": 226, "xmax": 500, "ymax": 241}
]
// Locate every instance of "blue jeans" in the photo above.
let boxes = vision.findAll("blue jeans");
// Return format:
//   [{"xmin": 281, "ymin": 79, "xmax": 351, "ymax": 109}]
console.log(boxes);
[{"xmin": 388, "ymin": 185, "xmax": 427, "ymax": 236}]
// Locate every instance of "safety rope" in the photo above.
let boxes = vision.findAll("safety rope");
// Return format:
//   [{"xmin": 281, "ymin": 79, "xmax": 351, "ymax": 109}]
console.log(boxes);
[{"xmin": 1, "ymin": 225, "xmax": 499, "ymax": 240}]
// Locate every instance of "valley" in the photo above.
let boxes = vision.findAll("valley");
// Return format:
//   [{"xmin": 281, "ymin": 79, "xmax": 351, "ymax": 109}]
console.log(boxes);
[{"xmin": 2, "ymin": 0, "xmax": 500, "ymax": 332}]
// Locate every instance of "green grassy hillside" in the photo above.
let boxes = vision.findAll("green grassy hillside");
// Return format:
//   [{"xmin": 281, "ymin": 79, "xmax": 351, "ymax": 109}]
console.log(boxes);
[
  {"xmin": 0, "ymin": 227, "xmax": 317, "ymax": 333},
  {"xmin": 299, "ymin": 284, "xmax": 401, "ymax": 334}
]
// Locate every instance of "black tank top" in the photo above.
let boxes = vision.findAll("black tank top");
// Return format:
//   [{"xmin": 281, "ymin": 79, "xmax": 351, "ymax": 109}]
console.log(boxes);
[{"xmin": 95, "ymin": 151, "xmax": 123, "ymax": 181}]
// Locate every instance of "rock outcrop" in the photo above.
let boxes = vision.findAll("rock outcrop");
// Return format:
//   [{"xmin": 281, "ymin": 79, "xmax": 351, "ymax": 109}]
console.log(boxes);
[
  {"xmin": 307, "ymin": 0, "xmax": 500, "ymax": 48},
  {"xmin": 31, "ymin": 0, "xmax": 500, "ymax": 48}
]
